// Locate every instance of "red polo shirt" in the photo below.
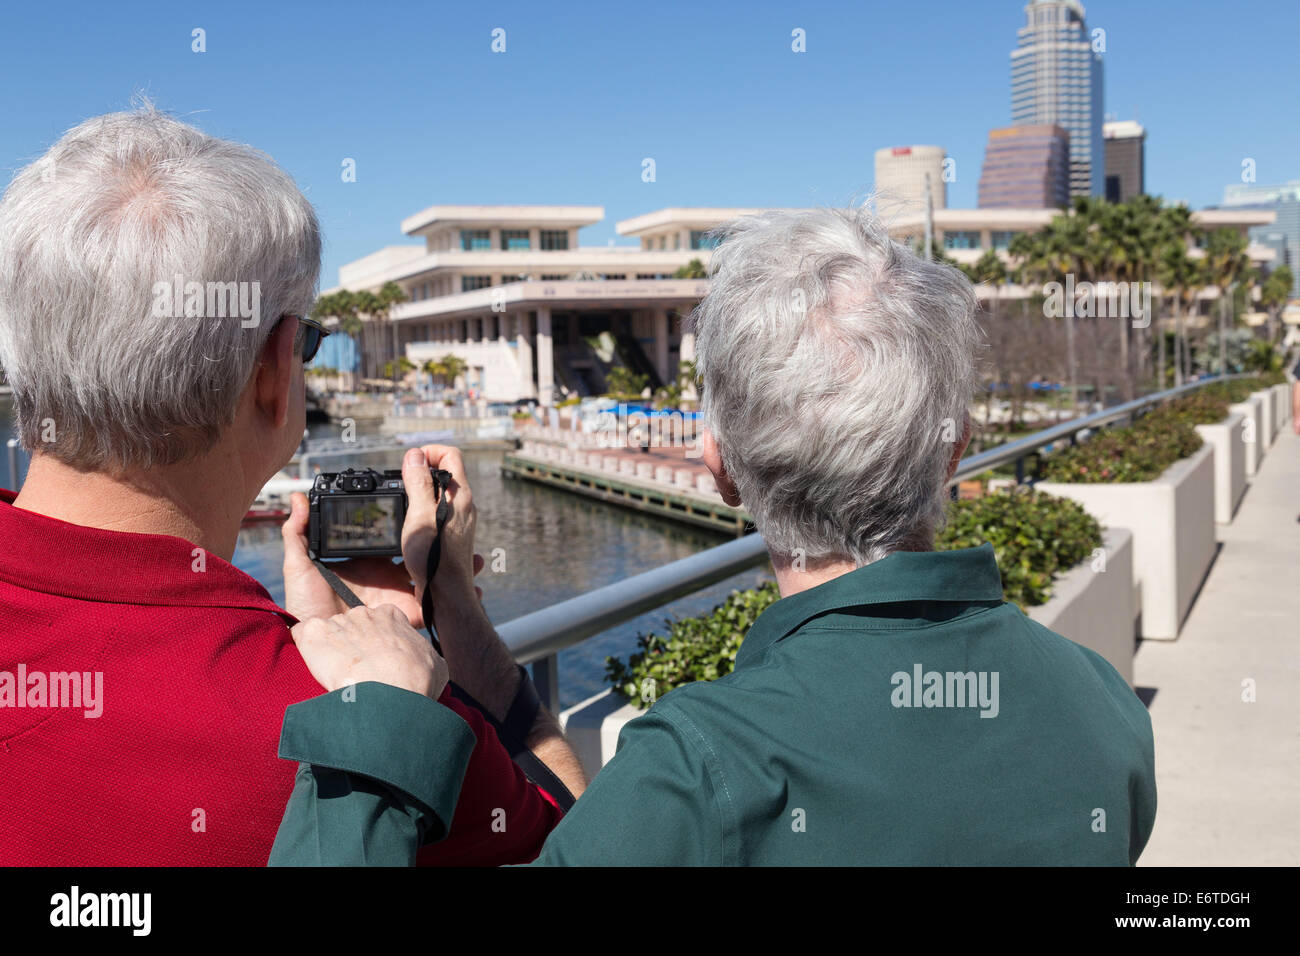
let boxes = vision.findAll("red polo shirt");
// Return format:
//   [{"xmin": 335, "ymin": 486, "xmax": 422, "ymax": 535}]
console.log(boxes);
[{"xmin": 0, "ymin": 489, "xmax": 562, "ymax": 866}]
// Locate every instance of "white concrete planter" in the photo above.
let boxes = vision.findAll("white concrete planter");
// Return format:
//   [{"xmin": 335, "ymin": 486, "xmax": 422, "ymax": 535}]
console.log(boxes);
[
  {"xmin": 1036, "ymin": 443, "xmax": 1216, "ymax": 640},
  {"xmin": 1027, "ymin": 528, "xmax": 1135, "ymax": 685},
  {"xmin": 1194, "ymin": 414, "xmax": 1246, "ymax": 524},
  {"xmin": 559, "ymin": 688, "xmax": 643, "ymax": 777},
  {"xmin": 1229, "ymin": 396, "xmax": 1263, "ymax": 476},
  {"xmin": 1252, "ymin": 390, "xmax": 1276, "ymax": 452},
  {"xmin": 1273, "ymin": 383, "xmax": 1292, "ymax": 431}
]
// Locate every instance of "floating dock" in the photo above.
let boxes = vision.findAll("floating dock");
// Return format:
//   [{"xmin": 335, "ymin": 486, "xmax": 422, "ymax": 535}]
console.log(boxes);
[{"xmin": 502, "ymin": 448, "xmax": 752, "ymax": 535}]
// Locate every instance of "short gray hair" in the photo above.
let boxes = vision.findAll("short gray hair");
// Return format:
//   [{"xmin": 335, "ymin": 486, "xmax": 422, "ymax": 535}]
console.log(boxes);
[
  {"xmin": 692, "ymin": 207, "xmax": 980, "ymax": 565},
  {"xmin": 0, "ymin": 105, "xmax": 320, "ymax": 470}
]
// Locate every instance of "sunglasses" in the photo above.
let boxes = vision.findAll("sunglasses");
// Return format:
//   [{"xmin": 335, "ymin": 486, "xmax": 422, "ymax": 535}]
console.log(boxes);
[{"xmin": 284, "ymin": 314, "xmax": 330, "ymax": 363}]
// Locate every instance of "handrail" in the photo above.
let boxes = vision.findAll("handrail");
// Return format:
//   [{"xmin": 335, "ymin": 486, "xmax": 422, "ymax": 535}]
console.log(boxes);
[
  {"xmin": 501, "ymin": 373, "xmax": 1247, "ymax": 707},
  {"xmin": 950, "ymin": 375, "xmax": 1244, "ymax": 483},
  {"xmin": 498, "ymin": 533, "xmax": 770, "ymax": 664}
]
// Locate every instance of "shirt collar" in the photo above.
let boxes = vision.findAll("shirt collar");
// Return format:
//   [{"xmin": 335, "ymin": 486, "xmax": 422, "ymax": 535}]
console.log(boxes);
[
  {"xmin": 0, "ymin": 488, "xmax": 293, "ymax": 622},
  {"xmin": 736, "ymin": 543, "xmax": 1004, "ymax": 669}
]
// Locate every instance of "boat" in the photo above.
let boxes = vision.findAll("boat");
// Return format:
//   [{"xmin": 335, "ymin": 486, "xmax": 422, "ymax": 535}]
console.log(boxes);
[{"xmin": 244, "ymin": 473, "xmax": 314, "ymax": 524}]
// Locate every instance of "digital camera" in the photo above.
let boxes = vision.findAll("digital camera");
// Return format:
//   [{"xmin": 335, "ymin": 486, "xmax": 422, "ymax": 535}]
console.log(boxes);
[{"xmin": 308, "ymin": 467, "xmax": 450, "ymax": 559}]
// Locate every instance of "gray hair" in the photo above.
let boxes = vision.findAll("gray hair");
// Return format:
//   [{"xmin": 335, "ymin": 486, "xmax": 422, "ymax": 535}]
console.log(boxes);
[
  {"xmin": 0, "ymin": 105, "xmax": 320, "ymax": 470},
  {"xmin": 691, "ymin": 207, "xmax": 980, "ymax": 565}
]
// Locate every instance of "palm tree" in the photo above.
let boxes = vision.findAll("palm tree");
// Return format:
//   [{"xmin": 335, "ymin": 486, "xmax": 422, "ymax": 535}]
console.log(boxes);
[
  {"xmin": 1152, "ymin": 205, "xmax": 1199, "ymax": 385},
  {"xmin": 1200, "ymin": 229, "xmax": 1252, "ymax": 375},
  {"xmin": 422, "ymin": 354, "xmax": 466, "ymax": 390},
  {"xmin": 310, "ymin": 290, "xmax": 361, "ymax": 390},
  {"xmin": 376, "ymin": 281, "xmax": 409, "ymax": 378},
  {"xmin": 1260, "ymin": 265, "xmax": 1294, "ymax": 345},
  {"xmin": 1007, "ymin": 229, "xmax": 1065, "ymax": 412},
  {"xmin": 382, "ymin": 356, "xmax": 416, "ymax": 382},
  {"xmin": 673, "ymin": 258, "xmax": 708, "ymax": 279}
]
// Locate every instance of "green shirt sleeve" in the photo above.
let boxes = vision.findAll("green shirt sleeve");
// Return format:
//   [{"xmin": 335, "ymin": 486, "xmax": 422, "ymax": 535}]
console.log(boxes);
[
  {"xmin": 526, "ymin": 701, "xmax": 729, "ymax": 866},
  {"xmin": 268, "ymin": 682, "xmax": 476, "ymax": 866}
]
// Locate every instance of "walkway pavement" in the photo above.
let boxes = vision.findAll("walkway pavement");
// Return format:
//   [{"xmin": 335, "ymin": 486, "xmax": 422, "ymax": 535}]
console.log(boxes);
[{"xmin": 1135, "ymin": 422, "xmax": 1300, "ymax": 866}]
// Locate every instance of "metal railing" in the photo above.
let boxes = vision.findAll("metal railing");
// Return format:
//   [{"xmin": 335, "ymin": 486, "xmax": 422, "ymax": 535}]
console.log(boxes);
[
  {"xmin": 505, "ymin": 374, "xmax": 1246, "ymax": 711},
  {"xmin": 4, "ymin": 375, "xmax": 1249, "ymax": 713},
  {"xmin": 952, "ymin": 376, "xmax": 1244, "ymax": 485}
]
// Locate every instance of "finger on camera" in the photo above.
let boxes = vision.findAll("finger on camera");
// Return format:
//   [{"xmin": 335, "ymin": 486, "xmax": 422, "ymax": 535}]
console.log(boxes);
[{"xmin": 419, "ymin": 444, "xmax": 471, "ymax": 506}]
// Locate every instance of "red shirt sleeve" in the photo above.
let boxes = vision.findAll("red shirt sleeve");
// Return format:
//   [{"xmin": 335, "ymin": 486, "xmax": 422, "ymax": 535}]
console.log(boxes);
[{"xmin": 416, "ymin": 689, "xmax": 564, "ymax": 866}]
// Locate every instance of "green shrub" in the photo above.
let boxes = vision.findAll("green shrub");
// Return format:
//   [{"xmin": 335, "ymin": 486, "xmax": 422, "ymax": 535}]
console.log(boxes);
[
  {"xmin": 936, "ymin": 490, "xmax": 1102, "ymax": 610},
  {"xmin": 606, "ymin": 583, "xmax": 779, "ymax": 709},
  {"xmin": 1143, "ymin": 391, "xmax": 1228, "ymax": 428},
  {"xmin": 1199, "ymin": 377, "xmax": 1265, "ymax": 404},
  {"xmin": 1037, "ymin": 391, "xmax": 1227, "ymax": 483}
]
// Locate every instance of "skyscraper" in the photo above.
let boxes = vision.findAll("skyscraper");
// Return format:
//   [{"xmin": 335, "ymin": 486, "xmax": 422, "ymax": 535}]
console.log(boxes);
[
  {"xmin": 1010, "ymin": 0, "xmax": 1105, "ymax": 199},
  {"xmin": 874, "ymin": 146, "xmax": 947, "ymax": 214},
  {"xmin": 1221, "ymin": 181, "xmax": 1300, "ymax": 297},
  {"xmin": 978, "ymin": 124, "xmax": 1070, "ymax": 209},
  {"xmin": 1103, "ymin": 120, "xmax": 1146, "ymax": 202}
]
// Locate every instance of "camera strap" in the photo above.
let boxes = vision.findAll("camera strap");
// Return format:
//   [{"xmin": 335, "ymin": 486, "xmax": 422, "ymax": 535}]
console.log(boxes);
[
  {"xmin": 418, "ymin": 469, "xmax": 454, "ymax": 656},
  {"xmin": 309, "ymin": 471, "xmax": 576, "ymax": 812}
]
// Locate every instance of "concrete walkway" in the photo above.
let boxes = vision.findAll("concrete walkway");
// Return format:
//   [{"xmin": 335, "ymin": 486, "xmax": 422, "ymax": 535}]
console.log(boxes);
[{"xmin": 1135, "ymin": 422, "xmax": 1300, "ymax": 866}]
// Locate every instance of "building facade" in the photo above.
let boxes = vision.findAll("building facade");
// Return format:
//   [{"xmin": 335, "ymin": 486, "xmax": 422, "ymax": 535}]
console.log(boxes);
[
  {"xmin": 874, "ymin": 146, "xmax": 947, "ymax": 214},
  {"xmin": 1010, "ymin": 0, "xmax": 1105, "ymax": 199},
  {"xmin": 1221, "ymin": 181, "xmax": 1300, "ymax": 297},
  {"xmin": 327, "ymin": 204, "xmax": 1276, "ymax": 404},
  {"xmin": 323, "ymin": 206, "xmax": 750, "ymax": 404},
  {"xmin": 1103, "ymin": 120, "xmax": 1146, "ymax": 202},
  {"xmin": 978, "ymin": 124, "xmax": 1070, "ymax": 209}
]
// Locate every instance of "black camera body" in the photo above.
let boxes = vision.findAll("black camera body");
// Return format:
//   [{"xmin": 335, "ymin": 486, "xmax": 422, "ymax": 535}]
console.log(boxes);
[{"xmin": 308, "ymin": 467, "xmax": 449, "ymax": 559}]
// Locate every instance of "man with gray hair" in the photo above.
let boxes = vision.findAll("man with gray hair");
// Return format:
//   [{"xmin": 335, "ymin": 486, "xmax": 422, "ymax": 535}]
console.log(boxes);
[{"xmin": 271, "ymin": 207, "xmax": 1158, "ymax": 866}]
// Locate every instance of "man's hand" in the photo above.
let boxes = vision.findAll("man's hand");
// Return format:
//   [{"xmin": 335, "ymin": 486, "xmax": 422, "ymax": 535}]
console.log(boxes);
[
  {"xmin": 401, "ymin": 446, "xmax": 479, "ymax": 606},
  {"xmin": 289, "ymin": 604, "xmax": 448, "ymax": 699},
  {"xmin": 281, "ymin": 492, "xmax": 423, "ymax": 626}
]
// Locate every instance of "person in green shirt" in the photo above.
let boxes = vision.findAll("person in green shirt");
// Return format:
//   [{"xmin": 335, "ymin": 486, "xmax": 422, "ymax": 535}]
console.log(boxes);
[{"xmin": 271, "ymin": 207, "xmax": 1157, "ymax": 866}]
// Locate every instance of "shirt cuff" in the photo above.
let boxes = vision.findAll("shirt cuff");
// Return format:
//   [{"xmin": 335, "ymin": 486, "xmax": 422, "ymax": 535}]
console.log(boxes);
[{"xmin": 278, "ymin": 682, "xmax": 476, "ymax": 834}]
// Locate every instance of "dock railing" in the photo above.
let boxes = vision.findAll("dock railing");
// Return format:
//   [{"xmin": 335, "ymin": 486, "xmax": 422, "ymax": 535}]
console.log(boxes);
[{"xmin": 504, "ymin": 375, "xmax": 1244, "ymax": 711}]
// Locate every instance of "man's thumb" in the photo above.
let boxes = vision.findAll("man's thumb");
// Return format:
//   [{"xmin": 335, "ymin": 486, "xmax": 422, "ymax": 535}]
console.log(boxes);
[{"xmin": 402, "ymin": 448, "xmax": 436, "ymax": 523}]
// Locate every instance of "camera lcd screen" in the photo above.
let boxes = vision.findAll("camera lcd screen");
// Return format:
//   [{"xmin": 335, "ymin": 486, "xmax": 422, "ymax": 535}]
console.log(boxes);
[{"xmin": 321, "ymin": 494, "xmax": 402, "ymax": 553}]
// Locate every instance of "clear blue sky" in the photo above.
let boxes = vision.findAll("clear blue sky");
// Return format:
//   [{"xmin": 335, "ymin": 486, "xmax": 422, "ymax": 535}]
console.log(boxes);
[{"xmin": 1, "ymin": 0, "xmax": 1293, "ymax": 286}]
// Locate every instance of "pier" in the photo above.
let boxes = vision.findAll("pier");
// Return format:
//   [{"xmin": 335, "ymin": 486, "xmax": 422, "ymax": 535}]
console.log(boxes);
[{"xmin": 502, "ymin": 436, "xmax": 751, "ymax": 534}]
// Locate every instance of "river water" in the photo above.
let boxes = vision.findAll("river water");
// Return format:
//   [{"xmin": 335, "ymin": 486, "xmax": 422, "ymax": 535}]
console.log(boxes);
[{"xmin": 0, "ymin": 399, "xmax": 770, "ymax": 708}]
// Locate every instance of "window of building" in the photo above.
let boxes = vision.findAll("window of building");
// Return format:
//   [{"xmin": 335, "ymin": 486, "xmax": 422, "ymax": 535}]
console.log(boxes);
[
  {"xmin": 501, "ymin": 229, "xmax": 530, "ymax": 251},
  {"xmin": 499, "ymin": 274, "xmax": 530, "ymax": 284},
  {"xmin": 461, "ymin": 276, "xmax": 492, "ymax": 292},
  {"xmin": 539, "ymin": 230, "xmax": 569, "ymax": 250},
  {"xmin": 540, "ymin": 274, "xmax": 569, "ymax": 280},
  {"xmin": 990, "ymin": 231, "xmax": 1018, "ymax": 250},
  {"xmin": 602, "ymin": 274, "xmax": 626, "ymax": 281},
  {"xmin": 943, "ymin": 231, "xmax": 981, "ymax": 250},
  {"xmin": 460, "ymin": 230, "xmax": 491, "ymax": 251},
  {"xmin": 690, "ymin": 230, "xmax": 720, "ymax": 250}
]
